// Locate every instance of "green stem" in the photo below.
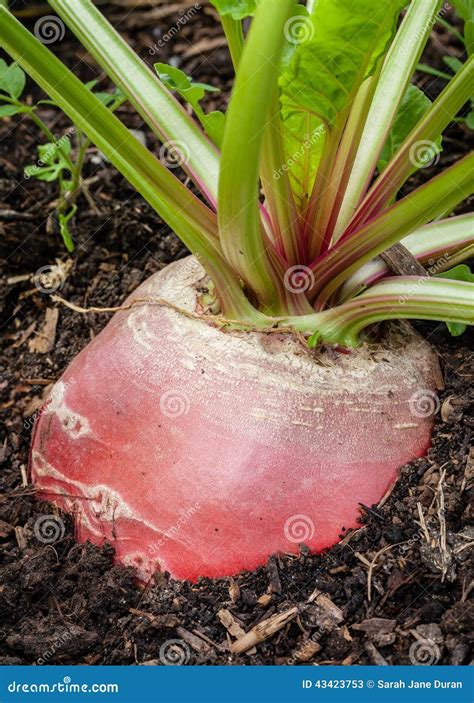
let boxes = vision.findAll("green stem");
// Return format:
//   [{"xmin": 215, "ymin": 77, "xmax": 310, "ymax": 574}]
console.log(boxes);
[
  {"xmin": 260, "ymin": 93, "xmax": 300, "ymax": 264},
  {"xmin": 311, "ymin": 153, "xmax": 474, "ymax": 309},
  {"xmin": 334, "ymin": 0, "xmax": 443, "ymax": 238},
  {"xmin": 286, "ymin": 277, "xmax": 474, "ymax": 347},
  {"xmin": 218, "ymin": 0, "xmax": 295, "ymax": 315},
  {"xmin": 338, "ymin": 214, "xmax": 474, "ymax": 301},
  {"xmin": 220, "ymin": 14, "xmax": 244, "ymax": 70},
  {"xmin": 416, "ymin": 62, "xmax": 452, "ymax": 81},
  {"xmin": 346, "ymin": 57, "xmax": 474, "ymax": 233}
]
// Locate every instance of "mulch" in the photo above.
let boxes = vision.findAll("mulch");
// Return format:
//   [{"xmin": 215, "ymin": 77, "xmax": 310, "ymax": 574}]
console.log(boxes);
[{"xmin": 0, "ymin": 1, "xmax": 472, "ymax": 666}]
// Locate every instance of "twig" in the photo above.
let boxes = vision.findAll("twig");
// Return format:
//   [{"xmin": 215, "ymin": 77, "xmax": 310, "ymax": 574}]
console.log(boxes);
[
  {"xmin": 436, "ymin": 468, "xmax": 449, "ymax": 581},
  {"xmin": 367, "ymin": 542, "xmax": 406, "ymax": 602},
  {"xmin": 416, "ymin": 502, "xmax": 431, "ymax": 544},
  {"xmin": 229, "ymin": 607, "xmax": 298, "ymax": 655}
]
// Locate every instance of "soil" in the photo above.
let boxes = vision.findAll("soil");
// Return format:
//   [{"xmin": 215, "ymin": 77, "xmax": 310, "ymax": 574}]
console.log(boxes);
[{"xmin": 0, "ymin": 2, "xmax": 473, "ymax": 666}]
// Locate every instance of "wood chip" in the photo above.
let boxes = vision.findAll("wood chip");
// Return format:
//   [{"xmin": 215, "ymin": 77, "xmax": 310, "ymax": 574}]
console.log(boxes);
[
  {"xmin": 230, "ymin": 607, "xmax": 298, "ymax": 655},
  {"xmin": 292, "ymin": 638, "xmax": 321, "ymax": 662},
  {"xmin": 218, "ymin": 608, "xmax": 256, "ymax": 655},
  {"xmin": 257, "ymin": 594, "xmax": 272, "ymax": 607},
  {"xmin": 228, "ymin": 579, "xmax": 240, "ymax": 604},
  {"xmin": 12, "ymin": 322, "xmax": 36, "ymax": 349},
  {"xmin": 176, "ymin": 626, "xmax": 212, "ymax": 653},
  {"xmin": 380, "ymin": 243, "xmax": 428, "ymax": 277},
  {"xmin": 266, "ymin": 555, "xmax": 282, "ymax": 594},
  {"xmin": 129, "ymin": 607, "xmax": 179, "ymax": 629},
  {"xmin": 365, "ymin": 640, "xmax": 389, "ymax": 665},
  {"xmin": 15, "ymin": 526, "xmax": 27, "ymax": 551},
  {"xmin": 352, "ymin": 618, "xmax": 397, "ymax": 646},
  {"xmin": 305, "ymin": 589, "xmax": 344, "ymax": 630},
  {"xmin": 28, "ymin": 308, "xmax": 59, "ymax": 354}
]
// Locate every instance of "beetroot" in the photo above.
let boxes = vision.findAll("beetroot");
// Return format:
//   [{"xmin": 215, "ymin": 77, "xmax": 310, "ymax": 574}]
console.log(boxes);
[{"xmin": 31, "ymin": 258, "xmax": 442, "ymax": 581}]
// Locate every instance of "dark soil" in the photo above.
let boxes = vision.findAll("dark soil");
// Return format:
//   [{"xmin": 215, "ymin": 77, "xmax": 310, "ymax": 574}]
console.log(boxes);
[{"xmin": 0, "ymin": 2, "xmax": 473, "ymax": 666}]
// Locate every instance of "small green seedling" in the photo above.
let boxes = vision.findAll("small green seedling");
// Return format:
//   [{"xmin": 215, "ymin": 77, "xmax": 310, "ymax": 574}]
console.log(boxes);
[{"xmin": 0, "ymin": 60, "xmax": 124, "ymax": 250}]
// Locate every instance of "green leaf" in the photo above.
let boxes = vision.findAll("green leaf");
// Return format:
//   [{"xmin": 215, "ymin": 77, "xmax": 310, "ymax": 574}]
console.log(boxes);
[
  {"xmin": 25, "ymin": 139, "xmax": 72, "ymax": 182},
  {"xmin": 155, "ymin": 63, "xmax": 218, "ymax": 104},
  {"xmin": 154, "ymin": 63, "xmax": 225, "ymax": 146},
  {"xmin": 0, "ymin": 103, "xmax": 28, "ymax": 117},
  {"xmin": 378, "ymin": 85, "xmax": 442, "ymax": 172},
  {"xmin": 281, "ymin": 0, "xmax": 403, "ymax": 128},
  {"xmin": 437, "ymin": 264, "xmax": 474, "ymax": 335},
  {"xmin": 437, "ymin": 263, "xmax": 474, "ymax": 283},
  {"xmin": 279, "ymin": 109, "xmax": 326, "ymax": 211},
  {"xmin": 0, "ymin": 60, "xmax": 25, "ymax": 98},
  {"xmin": 451, "ymin": 0, "xmax": 474, "ymax": 54},
  {"xmin": 443, "ymin": 56, "xmax": 464, "ymax": 73},
  {"xmin": 279, "ymin": 0, "xmax": 404, "ymax": 209},
  {"xmin": 209, "ymin": 0, "xmax": 258, "ymax": 20},
  {"xmin": 0, "ymin": 58, "xmax": 7, "ymax": 84},
  {"xmin": 466, "ymin": 108, "xmax": 474, "ymax": 128}
]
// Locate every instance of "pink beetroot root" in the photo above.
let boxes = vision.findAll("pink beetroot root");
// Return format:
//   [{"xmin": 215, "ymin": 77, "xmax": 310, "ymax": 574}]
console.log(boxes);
[{"xmin": 31, "ymin": 257, "xmax": 442, "ymax": 581}]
